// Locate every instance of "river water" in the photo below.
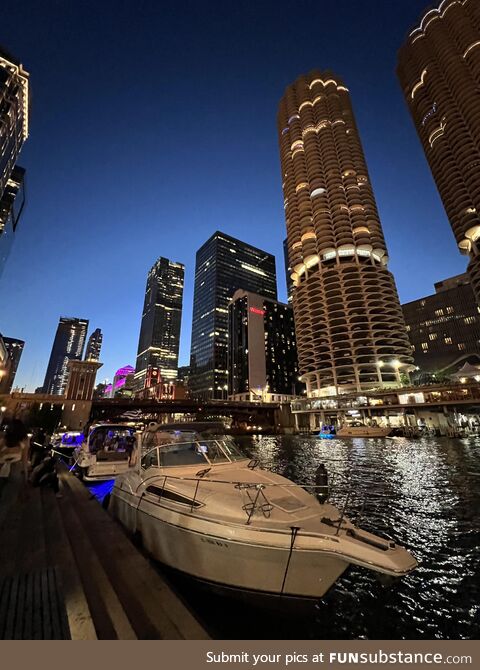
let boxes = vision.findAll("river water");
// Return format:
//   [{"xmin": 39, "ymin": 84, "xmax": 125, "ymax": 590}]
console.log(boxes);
[{"xmin": 88, "ymin": 434, "xmax": 480, "ymax": 639}]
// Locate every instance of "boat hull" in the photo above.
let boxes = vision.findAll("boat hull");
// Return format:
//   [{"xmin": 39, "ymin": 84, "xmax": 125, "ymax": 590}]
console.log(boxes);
[
  {"xmin": 337, "ymin": 426, "xmax": 391, "ymax": 437},
  {"xmin": 110, "ymin": 491, "xmax": 349, "ymax": 599}
]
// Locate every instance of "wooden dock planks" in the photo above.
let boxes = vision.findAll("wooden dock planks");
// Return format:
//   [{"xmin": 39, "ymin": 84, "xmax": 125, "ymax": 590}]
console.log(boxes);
[{"xmin": 0, "ymin": 462, "xmax": 209, "ymax": 640}]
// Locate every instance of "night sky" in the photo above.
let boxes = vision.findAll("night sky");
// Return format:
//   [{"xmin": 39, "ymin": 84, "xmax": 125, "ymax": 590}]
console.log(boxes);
[{"xmin": 0, "ymin": 0, "xmax": 467, "ymax": 391}]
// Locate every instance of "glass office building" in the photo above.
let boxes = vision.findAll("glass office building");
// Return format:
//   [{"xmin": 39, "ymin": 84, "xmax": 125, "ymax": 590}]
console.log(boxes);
[
  {"xmin": 189, "ymin": 231, "xmax": 277, "ymax": 399},
  {"xmin": 42, "ymin": 317, "xmax": 89, "ymax": 395},
  {"xmin": 84, "ymin": 328, "xmax": 103, "ymax": 361},
  {"xmin": 135, "ymin": 256, "xmax": 184, "ymax": 389}
]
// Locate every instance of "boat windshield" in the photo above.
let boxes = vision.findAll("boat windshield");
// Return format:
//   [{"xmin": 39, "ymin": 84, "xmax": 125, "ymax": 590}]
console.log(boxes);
[{"xmin": 141, "ymin": 437, "xmax": 246, "ymax": 469}]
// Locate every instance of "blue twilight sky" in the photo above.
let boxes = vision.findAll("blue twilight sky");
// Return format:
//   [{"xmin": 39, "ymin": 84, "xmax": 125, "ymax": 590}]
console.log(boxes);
[{"xmin": 0, "ymin": 0, "xmax": 467, "ymax": 391}]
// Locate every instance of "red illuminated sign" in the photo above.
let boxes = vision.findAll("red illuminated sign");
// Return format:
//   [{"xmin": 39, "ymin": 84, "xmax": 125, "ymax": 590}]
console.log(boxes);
[{"xmin": 249, "ymin": 306, "xmax": 265, "ymax": 316}]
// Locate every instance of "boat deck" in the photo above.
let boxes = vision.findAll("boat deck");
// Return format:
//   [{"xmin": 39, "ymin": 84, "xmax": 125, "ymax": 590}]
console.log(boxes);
[{"xmin": 0, "ymin": 464, "xmax": 209, "ymax": 640}]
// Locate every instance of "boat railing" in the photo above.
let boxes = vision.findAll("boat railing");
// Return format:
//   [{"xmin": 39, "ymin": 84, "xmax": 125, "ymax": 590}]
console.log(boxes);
[
  {"xmin": 138, "ymin": 439, "xmax": 376, "ymax": 526},
  {"xmin": 137, "ymin": 466, "xmax": 365, "ymax": 526}
]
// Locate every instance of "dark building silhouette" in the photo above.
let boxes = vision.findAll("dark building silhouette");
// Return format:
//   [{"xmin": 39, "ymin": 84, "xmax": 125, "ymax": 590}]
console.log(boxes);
[
  {"xmin": 42, "ymin": 317, "xmax": 89, "ymax": 395},
  {"xmin": 189, "ymin": 231, "xmax": 277, "ymax": 400},
  {"xmin": 402, "ymin": 273, "xmax": 480, "ymax": 373},
  {"xmin": 0, "ymin": 166, "xmax": 25, "ymax": 278},
  {"xmin": 278, "ymin": 71, "xmax": 413, "ymax": 397},
  {"xmin": 84, "ymin": 328, "xmax": 103, "ymax": 361},
  {"xmin": 135, "ymin": 257, "xmax": 184, "ymax": 390},
  {"xmin": 398, "ymin": 0, "xmax": 480, "ymax": 302},
  {"xmin": 0, "ymin": 335, "xmax": 24, "ymax": 392},
  {"xmin": 228, "ymin": 289, "xmax": 301, "ymax": 401}
]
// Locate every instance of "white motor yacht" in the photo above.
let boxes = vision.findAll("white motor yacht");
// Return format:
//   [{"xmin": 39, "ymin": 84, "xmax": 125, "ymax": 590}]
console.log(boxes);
[
  {"xmin": 108, "ymin": 426, "xmax": 417, "ymax": 600},
  {"xmin": 73, "ymin": 423, "xmax": 138, "ymax": 482}
]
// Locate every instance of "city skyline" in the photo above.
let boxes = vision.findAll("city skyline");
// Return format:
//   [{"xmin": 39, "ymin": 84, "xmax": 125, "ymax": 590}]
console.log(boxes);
[{"xmin": 0, "ymin": 0, "xmax": 469, "ymax": 391}]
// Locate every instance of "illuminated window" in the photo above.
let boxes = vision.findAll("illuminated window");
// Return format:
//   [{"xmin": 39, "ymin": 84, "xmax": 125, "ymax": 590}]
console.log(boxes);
[
  {"xmin": 435, "ymin": 309, "xmax": 444, "ymax": 317},
  {"xmin": 421, "ymin": 342, "xmax": 428, "ymax": 351},
  {"xmin": 458, "ymin": 343, "xmax": 466, "ymax": 351},
  {"xmin": 429, "ymin": 333, "xmax": 437, "ymax": 341},
  {"xmin": 406, "ymin": 325, "xmax": 411, "ymax": 332},
  {"xmin": 444, "ymin": 337, "xmax": 452, "ymax": 345},
  {"xmin": 446, "ymin": 306, "xmax": 454, "ymax": 314},
  {"xmin": 464, "ymin": 316, "xmax": 476, "ymax": 325}
]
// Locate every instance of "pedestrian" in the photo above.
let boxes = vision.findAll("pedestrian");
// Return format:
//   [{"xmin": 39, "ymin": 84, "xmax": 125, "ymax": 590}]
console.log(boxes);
[
  {"xmin": 30, "ymin": 452, "xmax": 61, "ymax": 497},
  {"xmin": 29, "ymin": 428, "xmax": 48, "ymax": 468},
  {"xmin": 0, "ymin": 419, "xmax": 30, "ymax": 496}
]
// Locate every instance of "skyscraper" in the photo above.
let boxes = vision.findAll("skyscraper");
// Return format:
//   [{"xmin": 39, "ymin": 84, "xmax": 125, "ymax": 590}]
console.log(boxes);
[
  {"xmin": 0, "ymin": 47, "xmax": 29, "ymax": 198},
  {"xmin": 278, "ymin": 71, "xmax": 413, "ymax": 397},
  {"xmin": 228, "ymin": 289, "xmax": 300, "ymax": 401},
  {"xmin": 134, "ymin": 257, "xmax": 184, "ymax": 389},
  {"xmin": 84, "ymin": 328, "xmax": 103, "ymax": 361},
  {"xmin": 0, "ymin": 166, "xmax": 25, "ymax": 278},
  {"xmin": 397, "ymin": 0, "xmax": 480, "ymax": 301},
  {"xmin": 0, "ymin": 335, "xmax": 24, "ymax": 393},
  {"xmin": 190, "ymin": 231, "xmax": 277, "ymax": 399},
  {"xmin": 0, "ymin": 46, "xmax": 29, "ymax": 278},
  {"xmin": 42, "ymin": 317, "xmax": 89, "ymax": 395}
]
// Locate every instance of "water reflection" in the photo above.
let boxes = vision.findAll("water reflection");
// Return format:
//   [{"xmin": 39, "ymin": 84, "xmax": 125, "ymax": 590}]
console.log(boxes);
[{"xmin": 167, "ymin": 434, "xmax": 479, "ymax": 640}]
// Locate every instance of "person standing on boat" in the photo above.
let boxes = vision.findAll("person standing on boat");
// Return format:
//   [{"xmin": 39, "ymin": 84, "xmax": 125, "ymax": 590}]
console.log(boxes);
[{"xmin": 315, "ymin": 463, "xmax": 329, "ymax": 504}]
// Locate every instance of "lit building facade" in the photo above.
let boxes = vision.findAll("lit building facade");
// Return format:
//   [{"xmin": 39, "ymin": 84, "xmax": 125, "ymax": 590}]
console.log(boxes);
[
  {"xmin": 278, "ymin": 70, "xmax": 413, "ymax": 397},
  {"xmin": 84, "ymin": 328, "xmax": 102, "ymax": 361},
  {"xmin": 189, "ymin": 231, "xmax": 277, "ymax": 400},
  {"xmin": 0, "ymin": 334, "xmax": 24, "ymax": 393},
  {"xmin": 65, "ymin": 359, "xmax": 103, "ymax": 401},
  {"xmin": 135, "ymin": 257, "xmax": 184, "ymax": 389},
  {"xmin": 228, "ymin": 289, "xmax": 301, "ymax": 402},
  {"xmin": 0, "ymin": 166, "xmax": 25, "ymax": 278},
  {"xmin": 42, "ymin": 317, "xmax": 89, "ymax": 395},
  {"xmin": 0, "ymin": 47, "xmax": 29, "ymax": 201},
  {"xmin": 111, "ymin": 364, "xmax": 135, "ymax": 397},
  {"xmin": 397, "ymin": 0, "xmax": 480, "ymax": 301},
  {"xmin": 0, "ymin": 45, "xmax": 29, "ymax": 278},
  {"xmin": 402, "ymin": 273, "xmax": 480, "ymax": 373}
]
